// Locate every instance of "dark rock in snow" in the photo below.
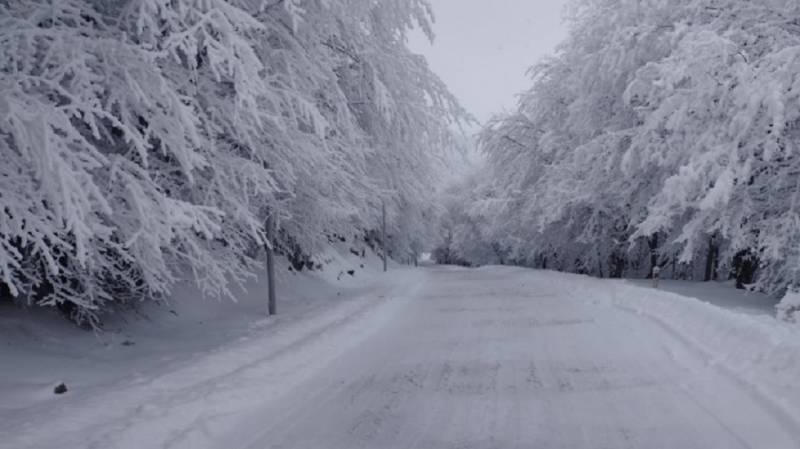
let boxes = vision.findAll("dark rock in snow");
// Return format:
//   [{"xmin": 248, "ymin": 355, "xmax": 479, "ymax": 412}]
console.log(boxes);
[
  {"xmin": 53, "ymin": 383, "xmax": 68, "ymax": 395},
  {"xmin": 347, "ymin": 270, "xmax": 355, "ymax": 276}
]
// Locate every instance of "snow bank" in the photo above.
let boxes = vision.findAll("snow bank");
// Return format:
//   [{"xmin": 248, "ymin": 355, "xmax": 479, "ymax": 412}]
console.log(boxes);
[
  {"xmin": 0, "ymin": 241, "xmax": 420, "ymax": 449},
  {"xmin": 584, "ymin": 279, "xmax": 800, "ymax": 425},
  {"xmin": 0, "ymin": 243, "xmax": 391, "ymax": 415},
  {"xmin": 777, "ymin": 290, "xmax": 800, "ymax": 322},
  {"xmin": 625, "ymin": 278, "xmax": 778, "ymax": 315}
]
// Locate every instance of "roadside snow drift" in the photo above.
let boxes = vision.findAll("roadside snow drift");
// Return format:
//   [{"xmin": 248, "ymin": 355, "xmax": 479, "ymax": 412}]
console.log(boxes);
[{"xmin": 601, "ymin": 280, "xmax": 800, "ymax": 429}]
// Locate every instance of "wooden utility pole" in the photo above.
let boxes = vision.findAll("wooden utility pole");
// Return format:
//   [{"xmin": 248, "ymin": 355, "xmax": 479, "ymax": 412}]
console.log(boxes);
[
  {"xmin": 382, "ymin": 202, "xmax": 388, "ymax": 272},
  {"xmin": 266, "ymin": 215, "xmax": 277, "ymax": 316}
]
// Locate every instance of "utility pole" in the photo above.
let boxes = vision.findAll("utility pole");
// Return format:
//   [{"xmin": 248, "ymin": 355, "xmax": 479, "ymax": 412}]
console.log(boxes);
[
  {"xmin": 266, "ymin": 215, "xmax": 277, "ymax": 316},
  {"xmin": 382, "ymin": 202, "xmax": 388, "ymax": 272}
]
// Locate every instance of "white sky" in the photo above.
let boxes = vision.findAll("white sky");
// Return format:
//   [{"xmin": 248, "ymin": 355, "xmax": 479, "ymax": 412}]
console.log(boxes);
[{"xmin": 408, "ymin": 0, "xmax": 570, "ymax": 125}]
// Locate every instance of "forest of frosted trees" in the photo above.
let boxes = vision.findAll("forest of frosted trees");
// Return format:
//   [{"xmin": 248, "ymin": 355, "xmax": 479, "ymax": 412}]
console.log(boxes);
[
  {"xmin": 6, "ymin": 0, "xmax": 800, "ymax": 327},
  {"xmin": 0, "ymin": 0, "xmax": 468, "ymax": 326},
  {"xmin": 438, "ymin": 0, "xmax": 800, "ymax": 297}
]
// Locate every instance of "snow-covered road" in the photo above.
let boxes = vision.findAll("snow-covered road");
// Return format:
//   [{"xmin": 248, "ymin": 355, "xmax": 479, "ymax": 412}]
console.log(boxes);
[
  {"xmin": 4, "ymin": 266, "xmax": 800, "ymax": 449},
  {"xmin": 231, "ymin": 267, "xmax": 799, "ymax": 449}
]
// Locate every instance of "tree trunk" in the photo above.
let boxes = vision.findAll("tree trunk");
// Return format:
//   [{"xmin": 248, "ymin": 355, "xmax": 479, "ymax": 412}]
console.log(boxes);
[
  {"xmin": 648, "ymin": 234, "xmax": 659, "ymax": 278},
  {"xmin": 381, "ymin": 203, "xmax": 387, "ymax": 272},
  {"xmin": 704, "ymin": 234, "xmax": 719, "ymax": 282},
  {"xmin": 265, "ymin": 215, "xmax": 277, "ymax": 316},
  {"xmin": 609, "ymin": 249, "xmax": 625, "ymax": 279},
  {"xmin": 732, "ymin": 249, "xmax": 758, "ymax": 289}
]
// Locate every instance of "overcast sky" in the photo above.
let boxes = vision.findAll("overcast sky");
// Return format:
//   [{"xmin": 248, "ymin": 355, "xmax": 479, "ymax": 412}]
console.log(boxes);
[{"xmin": 408, "ymin": 0, "xmax": 570, "ymax": 125}]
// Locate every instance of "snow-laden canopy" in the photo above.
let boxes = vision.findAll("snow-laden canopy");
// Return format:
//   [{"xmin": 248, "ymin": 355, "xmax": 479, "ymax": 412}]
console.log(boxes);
[
  {"xmin": 444, "ymin": 0, "xmax": 800, "ymax": 294},
  {"xmin": 0, "ymin": 0, "xmax": 469, "ymax": 325}
]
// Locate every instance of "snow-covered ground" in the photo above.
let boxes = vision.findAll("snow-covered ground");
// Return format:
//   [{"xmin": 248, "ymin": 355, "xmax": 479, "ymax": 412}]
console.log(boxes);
[
  {"xmin": 0, "ymin": 244, "xmax": 392, "ymax": 413},
  {"xmin": 625, "ymin": 278, "xmax": 779, "ymax": 315},
  {"xmin": 2, "ymin": 265, "xmax": 800, "ymax": 448}
]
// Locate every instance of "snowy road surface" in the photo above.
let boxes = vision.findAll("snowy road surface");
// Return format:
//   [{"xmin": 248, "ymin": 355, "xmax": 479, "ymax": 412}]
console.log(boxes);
[
  {"xmin": 3, "ymin": 267, "xmax": 800, "ymax": 449},
  {"xmin": 233, "ymin": 267, "xmax": 798, "ymax": 449}
]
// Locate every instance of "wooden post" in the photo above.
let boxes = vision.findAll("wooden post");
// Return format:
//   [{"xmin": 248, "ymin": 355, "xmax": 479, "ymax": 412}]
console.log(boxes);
[
  {"xmin": 266, "ymin": 215, "xmax": 277, "ymax": 316},
  {"xmin": 382, "ymin": 202, "xmax": 388, "ymax": 272}
]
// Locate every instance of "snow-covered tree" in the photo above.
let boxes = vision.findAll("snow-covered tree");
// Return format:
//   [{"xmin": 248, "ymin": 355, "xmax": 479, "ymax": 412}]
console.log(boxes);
[
  {"xmin": 461, "ymin": 0, "xmax": 800, "ymax": 294},
  {"xmin": 0, "ymin": 0, "xmax": 467, "ymax": 325},
  {"xmin": 1, "ymin": 0, "xmax": 252, "ymax": 325}
]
